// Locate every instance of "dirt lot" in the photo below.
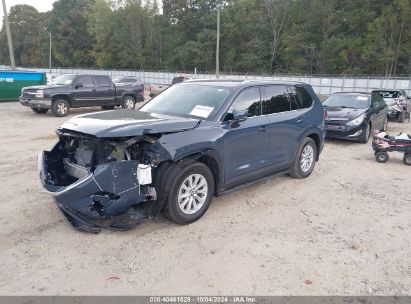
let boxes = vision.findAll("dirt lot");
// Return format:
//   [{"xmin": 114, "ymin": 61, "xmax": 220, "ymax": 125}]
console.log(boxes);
[{"xmin": 0, "ymin": 100, "xmax": 410, "ymax": 296}]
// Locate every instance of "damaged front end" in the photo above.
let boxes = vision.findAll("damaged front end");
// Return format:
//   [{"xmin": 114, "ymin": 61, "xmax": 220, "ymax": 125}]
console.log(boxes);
[{"xmin": 39, "ymin": 129, "xmax": 168, "ymax": 233}]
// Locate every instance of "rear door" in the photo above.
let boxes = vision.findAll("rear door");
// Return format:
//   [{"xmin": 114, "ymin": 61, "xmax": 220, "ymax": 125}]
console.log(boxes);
[
  {"xmin": 259, "ymin": 85, "xmax": 306, "ymax": 169},
  {"xmin": 72, "ymin": 75, "xmax": 98, "ymax": 106},
  {"xmin": 94, "ymin": 76, "xmax": 116, "ymax": 105},
  {"xmin": 370, "ymin": 92, "xmax": 387, "ymax": 129}
]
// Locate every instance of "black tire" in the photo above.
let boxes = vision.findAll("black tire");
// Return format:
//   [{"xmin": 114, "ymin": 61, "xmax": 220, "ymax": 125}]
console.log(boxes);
[
  {"xmin": 101, "ymin": 105, "xmax": 115, "ymax": 110},
  {"xmin": 289, "ymin": 137, "xmax": 317, "ymax": 179},
  {"xmin": 403, "ymin": 153, "xmax": 411, "ymax": 166},
  {"xmin": 398, "ymin": 111, "xmax": 405, "ymax": 123},
  {"xmin": 360, "ymin": 123, "xmax": 371, "ymax": 143},
  {"xmin": 121, "ymin": 96, "xmax": 136, "ymax": 109},
  {"xmin": 51, "ymin": 99, "xmax": 70, "ymax": 117},
  {"xmin": 375, "ymin": 151, "xmax": 389, "ymax": 163},
  {"xmin": 31, "ymin": 108, "xmax": 48, "ymax": 114},
  {"xmin": 166, "ymin": 162, "xmax": 214, "ymax": 225}
]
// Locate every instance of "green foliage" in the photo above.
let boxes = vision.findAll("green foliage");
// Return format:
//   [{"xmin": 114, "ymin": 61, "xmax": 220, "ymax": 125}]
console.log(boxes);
[{"xmin": 0, "ymin": 0, "xmax": 410, "ymax": 76}]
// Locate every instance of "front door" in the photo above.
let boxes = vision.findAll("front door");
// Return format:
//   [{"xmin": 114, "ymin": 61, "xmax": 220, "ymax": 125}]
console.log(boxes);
[
  {"xmin": 72, "ymin": 75, "xmax": 98, "ymax": 106},
  {"xmin": 222, "ymin": 87, "xmax": 271, "ymax": 185}
]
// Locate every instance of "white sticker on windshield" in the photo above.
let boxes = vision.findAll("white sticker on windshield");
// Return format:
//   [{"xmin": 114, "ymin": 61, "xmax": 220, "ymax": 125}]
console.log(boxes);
[
  {"xmin": 190, "ymin": 105, "xmax": 214, "ymax": 118},
  {"xmin": 357, "ymin": 96, "xmax": 368, "ymax": 101}
]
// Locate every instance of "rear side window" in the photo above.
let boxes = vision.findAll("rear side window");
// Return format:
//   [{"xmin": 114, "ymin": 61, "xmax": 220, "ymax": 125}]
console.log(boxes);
[
  {"xmin": 261, "ymin": 85, "xmax": 290, "ymax": 114},
  {"xmin": 229, "ymin": 87, "xmax": 261, "ymax": 118},
  {"xmin": 290, "ymin": 86, "xmax": 313, "ymax": 109},
  {"xmin": 95, "ymin": 76, "xmax": 111, "ymax": 87},
  {"xmin": 77, "ymin": 76, "xmax": 94, "ymax": 88}
]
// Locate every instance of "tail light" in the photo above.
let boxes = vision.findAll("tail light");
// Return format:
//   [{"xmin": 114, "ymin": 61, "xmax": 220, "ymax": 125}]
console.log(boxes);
[
  {"xmin": 324, "ymin": 110, "xmax": 328, "ymax": 120},
  {"xmin": 149, "ymin": 84, "xmax": 152, "ymax": 94}
]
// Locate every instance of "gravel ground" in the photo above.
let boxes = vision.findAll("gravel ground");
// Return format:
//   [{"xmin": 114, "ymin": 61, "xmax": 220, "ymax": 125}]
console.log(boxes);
[{"xmin": 0, "ymin": 100, "xmax": 410, "ymax": 296}]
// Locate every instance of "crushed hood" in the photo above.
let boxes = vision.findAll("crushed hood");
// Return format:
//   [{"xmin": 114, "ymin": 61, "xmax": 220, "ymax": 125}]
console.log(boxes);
[{"xmin": 59, "ymin": 110, "xmax": 200, "ymax": 137}]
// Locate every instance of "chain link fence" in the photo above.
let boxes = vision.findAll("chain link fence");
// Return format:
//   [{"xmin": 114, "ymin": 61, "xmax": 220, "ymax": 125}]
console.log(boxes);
[{"xmin": 18, "ymin": 67, "xmax": 411, "ymax": 96}]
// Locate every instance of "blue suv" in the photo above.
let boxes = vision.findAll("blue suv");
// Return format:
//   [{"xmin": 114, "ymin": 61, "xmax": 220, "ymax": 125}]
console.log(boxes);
[{"xmin": 39, "ymin": 80, "xmax": 325, "ymax": 232}]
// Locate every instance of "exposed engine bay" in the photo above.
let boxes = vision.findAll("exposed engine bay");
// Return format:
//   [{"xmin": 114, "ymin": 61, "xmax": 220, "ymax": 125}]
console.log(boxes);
[{"xmin": 39, "ymin": 129, "xmax": 171, "ymax": 233}]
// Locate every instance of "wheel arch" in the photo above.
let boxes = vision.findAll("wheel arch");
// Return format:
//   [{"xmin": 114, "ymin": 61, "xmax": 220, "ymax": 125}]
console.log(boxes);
[{"xmin": 51, "ymin": 94, "xmax": 72, "ymax": 106}]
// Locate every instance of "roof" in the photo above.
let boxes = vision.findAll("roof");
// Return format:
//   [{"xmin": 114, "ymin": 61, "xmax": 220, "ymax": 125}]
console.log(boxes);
[{"xmin": 183, "ymin": 79, "xmax": 305, "ymax": 87}]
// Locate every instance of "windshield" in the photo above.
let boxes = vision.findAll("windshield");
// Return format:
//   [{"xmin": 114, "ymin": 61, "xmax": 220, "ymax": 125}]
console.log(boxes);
[
  {"xmin": 323, "ymin": 94, "xmax": 370, "ymax": 109},
  {"xmin": 141, "ymin": 83, "xmax": 231, "ymax": 119},
  {"xmin": 51, "ymin": 75, "xmax": 76, "ymax": 85}
]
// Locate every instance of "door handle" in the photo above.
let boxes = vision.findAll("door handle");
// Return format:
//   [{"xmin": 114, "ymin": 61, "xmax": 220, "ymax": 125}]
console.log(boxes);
[
  {"xmin": 258, "ymin": 126, "xmax": 266, "ymax": 132},
  {"xmin": 297, "ymin": 119, "xmax": 303, "ymax": 123}
]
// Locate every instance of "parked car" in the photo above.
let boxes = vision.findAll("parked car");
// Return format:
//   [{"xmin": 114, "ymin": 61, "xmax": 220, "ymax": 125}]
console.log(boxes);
[
  {"xmin": 19, "ymin": 74, "xmax": 144, "ymax": 117},
  {"xmin": 149, "ymin": 75, "xmax": 191, "ymax": 97},
  {"xmin": 112, "ymin": 76, "xmax": 144, "ymax": 87},
  {"xmin": 374, "ymin": 89, "xmax": 410, "ymax": 123},
  {"xmin": 323, "ymin": 91, "xmax": 388, "ymax": 143},
  {"xmin": 39, "ymin": 80, "xmax": 325, "ymax": 233}
]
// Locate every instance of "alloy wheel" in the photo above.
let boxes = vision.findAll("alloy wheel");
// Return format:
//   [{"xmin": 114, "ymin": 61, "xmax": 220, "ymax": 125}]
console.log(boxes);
[
  {"xmin": 57, "ymin": 102, "xmax": 68, "ymax": 115},
  {"xmin": 124, "ymin": 98, "xmax": 134, "ymax": 109},
  {"xmin": 300, "ymin": 145, "xmax": 314, "ymax": 173},
  {"xmin": 178, "ymin": 173, "xmax": 208, "ymax": 215}
]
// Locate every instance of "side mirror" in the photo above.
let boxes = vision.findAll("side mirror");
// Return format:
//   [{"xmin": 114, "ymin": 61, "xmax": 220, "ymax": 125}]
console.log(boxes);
[
  {"xmin": 75, "ymin": 83, "xmax": 83, "ymax": 89},
  {"xmin": 232, "ymin": 109, "xmax": 248, "ymax": 122}
]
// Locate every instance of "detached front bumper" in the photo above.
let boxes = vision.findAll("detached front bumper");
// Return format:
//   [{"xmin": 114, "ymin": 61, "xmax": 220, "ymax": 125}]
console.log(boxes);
[
  {"xmin": 38, "ymin": 147, "xmax": 157, "ymax": 233},
  {"xmin": 20, "ymin": 96, "xmax": 52, "ymax": 109}
]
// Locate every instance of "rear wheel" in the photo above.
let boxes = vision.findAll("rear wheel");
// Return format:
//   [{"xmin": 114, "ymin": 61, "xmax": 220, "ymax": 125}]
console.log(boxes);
[
  {"xmin": 375, "ymin": 151, "xmax": 389, "ymax": 163},
  {"xmin": 403, "ymin": 153, "xmax": 411, "ymax": 166},
  {"xmin": 31, "ymin": 108, "xmax": 48, "ymax": 114},
  {"xmin": 166, "ymin": 162, "xmax": 214, "ymax": 225},
  {"xmin": 289, "ymin": 137, "xmax": 317, "ymax": 179},
  {"xmin": 51, "ymin": 99, "xmax": 70, "ymax": 117},
  {"xmin": 121, "ymin": 96, "xmax": 136, "ymax": 109}
]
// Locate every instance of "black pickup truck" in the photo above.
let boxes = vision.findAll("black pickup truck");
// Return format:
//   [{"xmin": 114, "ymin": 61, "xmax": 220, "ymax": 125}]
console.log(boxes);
[{"xmin": 19, "ymin": 74, "xmax": 144, "ymax": 117}]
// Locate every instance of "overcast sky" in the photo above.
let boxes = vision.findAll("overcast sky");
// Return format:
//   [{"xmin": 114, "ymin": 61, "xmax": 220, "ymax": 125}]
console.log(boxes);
[{"xmin": 1, "ymin": 0, "xmax": 56, "ymax": 24}]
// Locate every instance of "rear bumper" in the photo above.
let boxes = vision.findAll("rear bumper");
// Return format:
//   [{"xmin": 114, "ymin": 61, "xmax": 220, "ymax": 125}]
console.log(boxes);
[
  {"xmin": 38, "ymin": 145, "xmax": 157, "ymax": 233},
  {"xmin": 19, "ymin": 96, "xmax": 52, "ymax": 109}
]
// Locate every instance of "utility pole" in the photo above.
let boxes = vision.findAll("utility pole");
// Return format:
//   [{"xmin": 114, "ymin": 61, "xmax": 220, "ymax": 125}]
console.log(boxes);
[
  {"xmin": 46, "ymin": 30, "xmax": 52, "ymax": 73},
  {"xmin": 215, "ymin": 5, "xmax": 220, "ymax": 79},
  {"xmin": 1, "ymin": 0, "xmax": 15, "ymax": 69}
]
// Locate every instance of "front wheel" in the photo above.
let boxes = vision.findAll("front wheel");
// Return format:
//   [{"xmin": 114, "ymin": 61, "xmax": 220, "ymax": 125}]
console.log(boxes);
[
  {"xmin": 31, "ymin": 108, "xmax": 48, "ymax": 114},
  {"xmin": 51, "ymin": 99, "xmax": 70, "ymax": 117},
  {"xmin": 403, "ymin": 153, "xmax": 411, "ymax": 166},
  {"xmin": 121, "ymin": 96, "xmax": 136, "ymax": 109},
  {"xmin": 375, "ymin": 151, "xmax": 389, "ymax": 163},
  {"xmin": 289, "ymin": 137, "xmax": 317, "ymax": 179},
  {"xmin": 166, "ymin": 162, "xmax": 214, "ymax": 225},
  {"xmin": 360, "ymin": 123, "xmax": 371, "ymax": 143}
]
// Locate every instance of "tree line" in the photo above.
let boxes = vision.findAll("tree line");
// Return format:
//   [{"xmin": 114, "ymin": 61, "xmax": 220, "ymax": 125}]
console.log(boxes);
[{"xmin": 0, "ymin": 0, "xmax": 410, "ymax": 76}]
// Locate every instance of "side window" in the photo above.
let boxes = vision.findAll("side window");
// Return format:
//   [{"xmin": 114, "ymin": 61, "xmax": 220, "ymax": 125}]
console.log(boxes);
[
  {"xmin": 290, "ymin": 86, "xmax": 313, "ymax": 109},
  {"xmin": 77, "ymin": 76, "xmax": 94, "ymax": 88},
  {"xmin": 227, "ymin": 87, "xmax": 261, "ymax": 119},
  {"xmin": 261, "ymin": 85, "xmax": 290, "ymax": 115},
  {"xmin": 95, "ymin": 76, "xmax": 111, "ymax": 87}
]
